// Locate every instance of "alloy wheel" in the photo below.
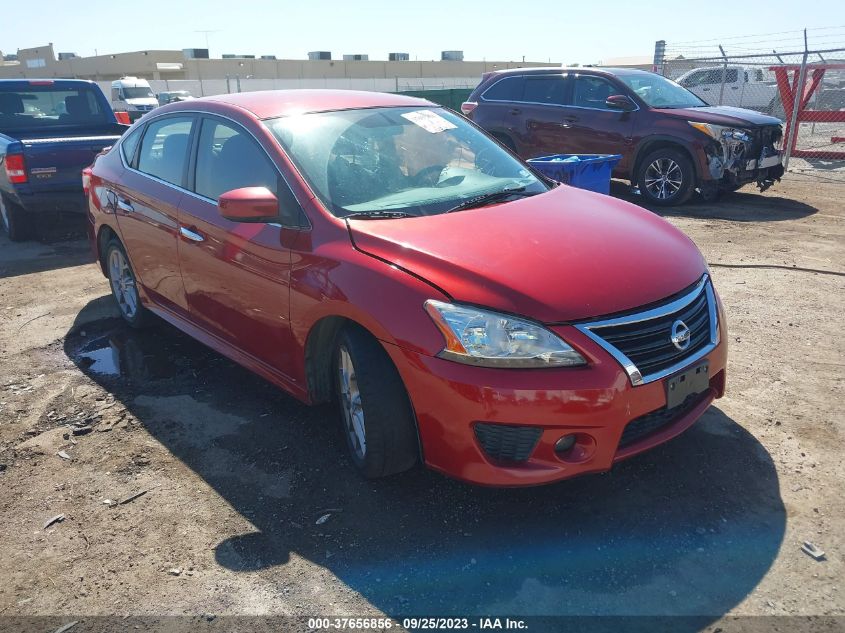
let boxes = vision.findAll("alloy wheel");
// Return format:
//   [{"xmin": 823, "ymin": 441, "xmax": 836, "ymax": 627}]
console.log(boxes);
[
  {"xmin": 644, "ymin": 158, "xmax": 683, "ymax": 200},
  {"xmin": 338, "ymin": 346, "xmax": 367, "ymax": 460},
  {"xmin": 108, "ymin": 248, "xmax": 139, "ymax": 320}
]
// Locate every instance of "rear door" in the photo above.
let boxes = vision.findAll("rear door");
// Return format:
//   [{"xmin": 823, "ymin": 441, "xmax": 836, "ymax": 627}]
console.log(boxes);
[
  {"xmin": 503, "ymin": 74, "xmax": 572, "ymax": 157},
  {"xmin": 475, "ymin": 75, "xmax": 525, "ymax": 142},
  {"xmin": 177, "ymin": 114, "xmax": 301, "ymax": 378},
  {"xmin": 560, "ymin": 74, "xmax": 636, "ymax": 172},
  {"xmin": 113, "ymin": 114, "xmax": 195, "ymax": 315}
]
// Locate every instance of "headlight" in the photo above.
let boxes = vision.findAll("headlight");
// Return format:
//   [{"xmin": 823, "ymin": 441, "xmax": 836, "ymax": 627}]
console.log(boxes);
[
  {"xmin": 688, "ymin": 122, "xmax": 750, "ymax": 143},
  {"xmin": 424, "ymin": 300, "xmax": 586, "ymax": 368}
]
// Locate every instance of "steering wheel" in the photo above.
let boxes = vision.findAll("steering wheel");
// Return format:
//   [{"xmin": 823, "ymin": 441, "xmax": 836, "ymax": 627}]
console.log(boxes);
[{"xmin": 412, "ymin": 165, "xmax": 446, "ymax": 187}]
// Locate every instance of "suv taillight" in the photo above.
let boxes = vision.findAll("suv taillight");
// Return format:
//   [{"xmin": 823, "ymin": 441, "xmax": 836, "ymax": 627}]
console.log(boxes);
[
  {"xmin": 5, "ymin": 154, "xmax": 27, "ymax": 184},
  {"xmin": 81, "ymin": 166, "xmax": 92, "ymax": 195},
  {"xmin": 460, "ymin": 101, "xmax": 478, "ymax": 116}
]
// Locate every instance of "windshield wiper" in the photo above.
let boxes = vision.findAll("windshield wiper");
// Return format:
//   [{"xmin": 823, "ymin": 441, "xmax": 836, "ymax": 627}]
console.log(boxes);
[
  {"xmin": 344, "ymin": 210, "xmax": 417, "ymax": 220},
  {"xmin": 445, "ymin": 187, "xmax": 536, "ymax": 213}
]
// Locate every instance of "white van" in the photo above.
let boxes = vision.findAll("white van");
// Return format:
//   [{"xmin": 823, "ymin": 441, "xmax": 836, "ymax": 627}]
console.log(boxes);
[{"xmin": 110, "ymin": 77, "xmax": 158, "ymax": 121}]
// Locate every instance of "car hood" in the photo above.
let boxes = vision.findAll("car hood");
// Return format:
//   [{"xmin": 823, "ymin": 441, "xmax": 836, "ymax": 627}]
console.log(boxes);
[
  {"xmin": 347, "ymin": 186, "xmax": 708, "ymax": 323},
  {"xmin": 654, "ymin": 105, "xmax": 782, "ymax": 127}
]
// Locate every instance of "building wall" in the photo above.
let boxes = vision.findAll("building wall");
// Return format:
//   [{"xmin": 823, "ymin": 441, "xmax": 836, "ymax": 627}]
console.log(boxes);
[{"xmin": 0, "ymin": 43, "xmax": 558, "ymax": 83}]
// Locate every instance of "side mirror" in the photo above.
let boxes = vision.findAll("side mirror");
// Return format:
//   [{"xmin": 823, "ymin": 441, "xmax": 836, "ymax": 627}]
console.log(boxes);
[
  {"xmin": 218, "ymin": 186, "xmax": 279, "ymax": 222},
  {"xmin": 606, "ymin": 95, "xmax": 637, "ymax": 111}
]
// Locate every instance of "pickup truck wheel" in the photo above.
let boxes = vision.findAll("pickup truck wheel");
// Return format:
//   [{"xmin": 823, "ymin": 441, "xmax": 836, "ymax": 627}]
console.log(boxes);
[
  {"xmin": 0, "ymin": 195, "xmax": 34, "ymax": 242},
  {"xmin": 334, "ymin": 326, "xmax": 419, "ymax": 479},
  {"xmin": 105, "ymin": 239, "xmax": 150, "ymax": 328},
  {"xmin": 637, "ymin": 149, "xmax": 695, "ymax": 206}
]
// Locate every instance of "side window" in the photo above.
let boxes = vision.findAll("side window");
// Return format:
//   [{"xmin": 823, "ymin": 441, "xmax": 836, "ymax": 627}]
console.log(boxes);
[
  {"xmin": 754, "ymin": 69, "xmax": 764, "ymax": 82},
  {"xmin": 686, "ymin": 69, "xmax": 720, "ymax": 86},
  {"xmin": 194, "ymin": 118, "xmax": 278, "ymax": 201},
  {"xmin": 572, "ymin": 76, "xmax": 616, "ymax": 110},
  {"xmin": 724, "ymin": 68, "xmax": 738, "ymax": 83},
  {"xmin": 679, "ymin": 71, "xmax": 699, "ymax": 87},
  {"xmin": 522, "ymin": 76, "xmax": 568, "ymax": 105},
  {"xmin": 482, "ymin": 77, "xmax": 524, "ymax": 102},
  {"xmin": 111, "ymin": 87, "xmax": 119, "ymax": 101},
  {"xmin": 120, "ymin": 125, "xmax": 143, "ymax": 166},
  {"xmin": 137, "ymin": 116, "xmax": 193, "ymax": 186}
]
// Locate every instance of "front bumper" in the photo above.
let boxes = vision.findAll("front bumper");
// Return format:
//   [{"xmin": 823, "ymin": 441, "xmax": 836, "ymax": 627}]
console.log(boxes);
[{"xmin": 384, "ymin": 315, "xmax": 727, "ymax": 487}]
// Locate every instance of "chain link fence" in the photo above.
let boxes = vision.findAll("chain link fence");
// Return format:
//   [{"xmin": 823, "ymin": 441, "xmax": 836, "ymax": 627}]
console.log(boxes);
[{"xmin": 658, "ymin": 32, "xmax": 845, "ymax": 182}]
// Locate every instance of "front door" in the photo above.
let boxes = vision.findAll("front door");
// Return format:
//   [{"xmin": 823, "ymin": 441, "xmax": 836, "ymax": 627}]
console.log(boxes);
[
  {"xmin": 177, "ymin": 115, "xmax": 300, "ymax": 378},
  {"xmin": 114, "ymin": 114, "xmax": 195, "ymax": 315},
  {"xmin": 560, "ymin": 74, "xmax": 636, "ymax": 172}
]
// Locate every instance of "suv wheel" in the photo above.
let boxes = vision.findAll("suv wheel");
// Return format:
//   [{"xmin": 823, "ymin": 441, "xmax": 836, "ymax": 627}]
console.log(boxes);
[
  {"xmin": 334, "ymin": 326, "xmax": 419, "ymax": 479},
  {"xmin": 0, "ymin": 195, "xmax": 34, "ymax": 242},
  {"xmin": 105, "ymin": 239, "xmax": 150, "ymax": 328},
  {"xmin": 637, "ymin": 148, "xmax": 695, "ymax": 206}
]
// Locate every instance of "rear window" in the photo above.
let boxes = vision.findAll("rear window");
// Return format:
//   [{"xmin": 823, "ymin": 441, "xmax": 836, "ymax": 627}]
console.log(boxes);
[
  {"xmin": 523, "ymin": 75, "xmax": 569, "ymax": 105},
  {"xmin": 482, "ymin": 76, "xmax": 524, "ymax": 102},
  {"xmin": 0, "ymin": 84, "xmax": 109, "ymax": 130}
]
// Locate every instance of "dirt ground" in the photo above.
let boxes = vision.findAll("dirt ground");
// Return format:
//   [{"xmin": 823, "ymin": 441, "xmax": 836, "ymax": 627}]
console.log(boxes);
[{"xmin": 0, "ymin": 177, "xmax": 842, "ymax": 630}]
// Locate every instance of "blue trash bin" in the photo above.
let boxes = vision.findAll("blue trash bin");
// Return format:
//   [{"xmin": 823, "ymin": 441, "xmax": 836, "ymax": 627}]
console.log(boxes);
[{"xmin": 527, "ymin": 154, "xmax": 623, "ymax": 195}]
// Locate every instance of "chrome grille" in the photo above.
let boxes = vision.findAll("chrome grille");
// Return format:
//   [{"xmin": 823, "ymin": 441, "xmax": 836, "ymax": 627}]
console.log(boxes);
[{"xmin": 575, "ymin": 275, "xmax": 719, "ymax": 386}]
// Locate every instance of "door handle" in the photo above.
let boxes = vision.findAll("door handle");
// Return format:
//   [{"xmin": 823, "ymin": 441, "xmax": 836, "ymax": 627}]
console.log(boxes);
[
  {"xmin": 179, "ymin": 226, "xmax": 205, "ymax": 243},
  {"xmin": 702, "ymin": 87, "xmax": 711, "ymax": 91},
  {"xmin": 116, "ymin": 197, "xmax": 134, "ymax": 213},
  {"xmin": 509, "ymin": 108, "xmax": 521, "ymax": 115},
  {"xmin": 731, "ymin": 86, "xmax": 739, "ymax": 90}
]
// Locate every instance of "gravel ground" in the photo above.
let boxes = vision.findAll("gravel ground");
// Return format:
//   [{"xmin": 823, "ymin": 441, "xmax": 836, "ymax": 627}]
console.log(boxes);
[{"xmin": 0, "ymin": 177, "xmax": 842, "ymax": 631}]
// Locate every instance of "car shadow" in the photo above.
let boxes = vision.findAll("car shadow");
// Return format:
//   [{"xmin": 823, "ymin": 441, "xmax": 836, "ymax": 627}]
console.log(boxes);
[
  {"xmin": 63, "ymin": 310, "xmax": 786, "ymax": 627},
  {"xmin": 609, "ymin": 180, "xmax": 818, "ymax": 222},
  {"xmin": 0, "ymin": 215, "xmax": 93, "ymax": 280}
]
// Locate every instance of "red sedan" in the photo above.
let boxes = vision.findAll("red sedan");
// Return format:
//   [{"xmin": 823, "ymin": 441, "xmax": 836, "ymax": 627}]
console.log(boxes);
[{"xmin": 86, "ymin": 89, "xmax": 727, "ymax": 486}]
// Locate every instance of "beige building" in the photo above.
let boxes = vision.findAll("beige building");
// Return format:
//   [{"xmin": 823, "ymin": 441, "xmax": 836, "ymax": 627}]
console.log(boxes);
[{"xmin": 0, "ymin": 44, "xmax": 557, "ymax": 87}]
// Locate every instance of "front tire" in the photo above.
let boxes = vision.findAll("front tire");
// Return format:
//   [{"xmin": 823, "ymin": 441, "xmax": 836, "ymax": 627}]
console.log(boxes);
[
  {"xmin": 637, "ymin": 148, "xmax": 695, "ymax": 206},
  {"xmin": 334, "ymin": 326, "xmax": 419, "ymax": 479},
  {"xmin": 0, "ymin": 195, "xmax": 34, "ymax": 242},
  {"xmin": 105, "ymin": 238, "xmax": 150, "ymax": 328}
]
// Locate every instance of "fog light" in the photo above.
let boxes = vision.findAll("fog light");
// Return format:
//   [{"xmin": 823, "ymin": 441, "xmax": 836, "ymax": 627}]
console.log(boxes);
[{"xmin": 554, "ymin": 434, "xmax": 576, "ymax": 454}]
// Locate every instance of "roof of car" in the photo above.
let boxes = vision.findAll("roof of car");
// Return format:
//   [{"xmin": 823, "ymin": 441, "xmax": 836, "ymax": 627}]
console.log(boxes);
[
  {"xmin": 200, "ymin": 89, "xmax": 435, "ymax": 119},
  {"xmin": 490, "ymin": 66, "xmax": 653, "ymax": 77}
]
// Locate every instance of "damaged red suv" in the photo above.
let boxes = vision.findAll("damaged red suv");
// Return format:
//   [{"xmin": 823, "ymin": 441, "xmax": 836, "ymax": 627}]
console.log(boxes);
[{"xmin": 87, "ymin": 90, "xmax": 727, "ymax": 486}]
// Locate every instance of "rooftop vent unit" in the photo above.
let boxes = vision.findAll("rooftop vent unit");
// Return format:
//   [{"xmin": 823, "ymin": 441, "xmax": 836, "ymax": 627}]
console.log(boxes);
[
  {"xmin": 441, "ymin": 50, "xmax": 464, "ymax": 61},
  {"xmin": 389, "ymin": 53, "xmax": 410, "ymax": 61},
  {"xmin": 308, "ymin": 51, "xmax": 331, "ymax": 60},
  {"xmin": 183, "ymin": 48, "xmax": 209, "ymax": 59},
  {"xmin": 343, "ymin": 54, "xmax": 369, "ymax": 61}
]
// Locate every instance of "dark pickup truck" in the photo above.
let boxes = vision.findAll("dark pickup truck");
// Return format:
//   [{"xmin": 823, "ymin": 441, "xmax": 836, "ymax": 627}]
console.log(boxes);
[{"xmin": 1, "ymin": 79, "xmax": 128, "ymax": 241}]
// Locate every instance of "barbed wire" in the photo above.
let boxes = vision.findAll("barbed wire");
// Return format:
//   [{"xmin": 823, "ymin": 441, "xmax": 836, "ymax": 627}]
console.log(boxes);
[{"xmin": 669, "ymin": 25, "xmax": 845, "ymax": 46}]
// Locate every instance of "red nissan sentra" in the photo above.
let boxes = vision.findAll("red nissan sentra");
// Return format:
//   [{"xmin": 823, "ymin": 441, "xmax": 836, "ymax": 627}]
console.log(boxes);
[{"xmin": 86, "ymin": 90, "xmax": 727, "ymax": 486}]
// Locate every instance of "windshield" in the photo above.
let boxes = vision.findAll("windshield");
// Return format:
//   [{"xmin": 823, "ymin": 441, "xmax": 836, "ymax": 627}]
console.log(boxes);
[
  {"xmin": 0, "ymin": 86, "xmax": 109, "ymax": 130},
  {"xmin": 618, "ymin": 73, "xmax": 707, "ymax": 109},
  {"xmin": 265, "ymin": 106, "xmax": 548, "ymax": 218},
  {"xmin": 123, "ymin": 86, "xmax": 154, "ymax": 99}
]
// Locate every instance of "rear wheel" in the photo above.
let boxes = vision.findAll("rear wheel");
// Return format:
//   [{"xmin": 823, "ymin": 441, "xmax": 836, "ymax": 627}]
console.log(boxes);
[
  {"xmin": 0, "ymin": 195, "xmax": 34, "ymax": 242},
  {"xmin": 334, "ymin": 326, "xmax": 419, "ymax": 479},
  {"xmin": 105, "ymin": 238, "xmax": 150, "ymax": 328},
  {"xmin": 637, "ymin": 148, "xmax": 695, "ymax": 206}
]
